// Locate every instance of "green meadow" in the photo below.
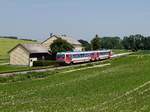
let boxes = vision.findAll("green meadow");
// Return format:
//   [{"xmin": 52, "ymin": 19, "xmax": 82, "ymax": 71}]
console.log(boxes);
[
  {"xmin": 0, "ymin": 38, "xmax": 37, "ymax": 73},
  {"xmin": 0, "ymin": 53, "xmax": 150, "ymax": 112},
  {"xmin": 112, "ymin": 49, "xmax": 129, "ymax": 54},
  {"xmin": 0, "ymin": 38, "xmax": 36, "ymax": 60}
]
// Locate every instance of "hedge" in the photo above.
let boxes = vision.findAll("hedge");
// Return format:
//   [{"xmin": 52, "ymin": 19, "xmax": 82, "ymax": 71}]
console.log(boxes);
[{"xmin": 33, "ymin": 60, "xmax": 58, "ymax": 67}]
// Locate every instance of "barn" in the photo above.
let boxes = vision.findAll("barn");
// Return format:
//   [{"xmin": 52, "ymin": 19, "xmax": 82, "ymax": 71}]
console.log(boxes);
[
  {"xmin": 41, "ymin": 34, "xmax": 84, "ymax": 51},
  {"xmin": 8, "ymin": 44, "xmax": 49, "ymax": 66}
]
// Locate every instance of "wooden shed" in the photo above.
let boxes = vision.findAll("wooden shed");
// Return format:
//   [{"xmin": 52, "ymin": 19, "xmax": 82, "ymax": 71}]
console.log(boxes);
[{"xmin": 8, "ymin": 44, "xmax": 49, "ymax": 66}]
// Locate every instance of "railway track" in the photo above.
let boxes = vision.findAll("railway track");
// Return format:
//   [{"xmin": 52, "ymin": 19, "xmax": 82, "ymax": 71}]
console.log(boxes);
[{"xmin": 0, "ymin": 53, "xmax": 132, "ymax": 77}]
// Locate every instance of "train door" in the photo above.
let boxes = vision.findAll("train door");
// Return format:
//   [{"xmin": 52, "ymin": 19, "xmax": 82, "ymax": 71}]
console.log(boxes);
[
  {"xmin": 96, "ymin": 52, "xmax": 100, "ymax": 60},
  {"xmin": 65, "ymin": 54, "xmax": 72, "ymax": 64},
  {"xmin": 91, "ymin": 53, "xmax": 95, "ymax": 61},
  {"xmin": 108, "ymin": 51, "xmax": 112, "ymax": 59}
]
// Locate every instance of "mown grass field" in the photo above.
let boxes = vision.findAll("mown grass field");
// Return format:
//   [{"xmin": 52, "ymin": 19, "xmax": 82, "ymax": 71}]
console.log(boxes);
[
  {"xmin": 112, "ymin": 49, "xmax": 129, "ymax": 54},
  {"xmin": 0, "ymin": 53, "xmax": 150, "ymax": 112},
  {"xmin": 0, "ymin": 65, "xmax": 32, "ymax": 73},
  {"xmin": 0, "ymin": 38, "xmax": 36, "ymax": 60}
]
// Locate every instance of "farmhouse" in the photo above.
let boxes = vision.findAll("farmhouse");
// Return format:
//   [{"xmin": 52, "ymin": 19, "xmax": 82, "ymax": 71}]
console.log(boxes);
[
  {"xmin": 41, "ymin": 34, "xmax": 83, "ymax": 51},
  {"xmin": 9, "ymin": 44, "xmax": 49, "ymax": 66}
]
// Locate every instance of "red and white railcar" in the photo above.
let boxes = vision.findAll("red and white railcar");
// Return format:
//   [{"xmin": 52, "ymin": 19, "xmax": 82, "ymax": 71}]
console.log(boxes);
[{"xmin": 56, "ymin": 50, "xmax": 112, "ymax": 64}]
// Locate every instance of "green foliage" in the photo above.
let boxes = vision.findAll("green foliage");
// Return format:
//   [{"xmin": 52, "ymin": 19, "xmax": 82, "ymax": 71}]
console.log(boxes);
[
  {"xmin": 33, "ymin": 60, "xmax": 58, "ymax": 67},
  {"xmin": 50, "ymin": 38, "xmax": 74, "ymax": 53},
  {"xmin": 0, "ymin": 36, "xmax": 18, "ymax": 39},
  {"xmin": 0, "ymin": 76, "xmax": 12, "ymax": 83},
  {"xmin": 0, "ymin": 65, "xmax": 31, "ymax": 73},
  {"xmin": 78, "ymin": 39, "xmax": 91, "ymax": 51},
  {"xmin": 101, "ymin": 36, "xmax": 123, "ymax": 49},
  {"xmin": 89, "ymin": 34, "xmax": 150, "ymax": 51},
  {"xmin": 19, "ymin": 38, "xmax": 37, "ymax": 42},
  {"xmin": 122, "ymin": 34, "xmax": 150, "ymax": 51},
  {"xmin": 134, "ymin": 50, "xmax": 150, "ymax": 55},
  {"xmin": 0, "ymin": 72, "xmax": 50, "ymax": 83},
  {"xmin": 91, "ymin": 34, "xmax": 101, "ymax": 50},
  {"xmin": 112, "ymin": 49, "xmax": 128, "ymax": 54}
]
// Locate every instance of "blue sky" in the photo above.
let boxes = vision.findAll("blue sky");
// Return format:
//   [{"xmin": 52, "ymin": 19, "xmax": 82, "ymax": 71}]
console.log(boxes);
[{"xmin": 0, "ymin": 0, "xmax": 150, "ymax": 41}]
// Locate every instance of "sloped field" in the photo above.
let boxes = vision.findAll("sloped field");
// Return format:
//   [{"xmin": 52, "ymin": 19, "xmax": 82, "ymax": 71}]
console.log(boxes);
[{"xmin": 0, "ymin": 38, "xmax": 36, "ymax": 59}]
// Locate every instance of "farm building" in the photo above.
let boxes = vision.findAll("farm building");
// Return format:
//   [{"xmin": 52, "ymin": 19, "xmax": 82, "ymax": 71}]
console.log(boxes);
[
  {"xmin": 41, "ymin": 34, "xmax": 84, "ymax": 51},
  {"xmin": 8, "ymin": 44, "xmax": 49, "ymax": 66}
]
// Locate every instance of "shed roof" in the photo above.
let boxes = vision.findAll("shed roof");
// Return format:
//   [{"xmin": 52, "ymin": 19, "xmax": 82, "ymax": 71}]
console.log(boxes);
[
  {"xmin": 9, "ymin": 43, "xmax": 48, "ymax": 54},
  {"xmin": 42, "ymin": 35, "xmax": 81, "ymax": 45}
]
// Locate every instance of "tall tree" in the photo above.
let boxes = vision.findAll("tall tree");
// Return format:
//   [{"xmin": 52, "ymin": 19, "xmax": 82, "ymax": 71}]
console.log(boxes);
[
  {"xmin": 50, "ymin": 38, "xmax": 74, "ymax": 53},
  {"xmin": 91, "ymin": 34, "xmax": 101, "ymax": 50},
  {"xmin": 122, "ymin": 34, "xmax": 147, "ymax": 51},
  {"xmin": 78, "ymin": 39, "xmax": 91, "ymax": 51},
  {"xmin": 122, "ymin": 36, "xmax": 130, "ymax": 49},
  {"xmin": 101, "ymin": 37, "xmax": 122, "ymax": 49}
]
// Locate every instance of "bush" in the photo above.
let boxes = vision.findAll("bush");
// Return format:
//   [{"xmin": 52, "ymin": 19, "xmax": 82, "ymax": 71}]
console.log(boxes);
[
  {"xmin": 0, "ymin": 36, "xmax": 18, "ymax": 39},
  {"xmin": 33, "ymin": 60, "xmax": 58, "ymax": 67},
  {"xmin": 19, "ymin": 38, "xmax": 37, "ymax": 42}
]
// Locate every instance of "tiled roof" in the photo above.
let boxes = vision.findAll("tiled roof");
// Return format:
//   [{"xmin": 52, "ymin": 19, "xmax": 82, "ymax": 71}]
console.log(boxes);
[
  {"xmin": 9, "ymin": 43, "xmax": 48, "ymax": 54},
  {"xmin": 56, "ymin": 35, "xmax": 81, "ymax": 45},
  {"xmin": 42, "ymin": 35, "xmax": 81, "ymax": 45},
  {"xmin": 21, "ymin": 44, "xmax": 48, "ymax": 53}
]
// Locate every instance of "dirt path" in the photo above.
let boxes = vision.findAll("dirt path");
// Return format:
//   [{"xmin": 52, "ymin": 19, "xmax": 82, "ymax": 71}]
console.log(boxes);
[{"xmin": 62, "ymin": 63, "xmax": 111, "ymax": 74}]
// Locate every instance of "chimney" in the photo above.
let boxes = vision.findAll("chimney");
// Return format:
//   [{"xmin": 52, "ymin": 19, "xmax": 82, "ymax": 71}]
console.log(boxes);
[{"xmin": 49, "ymin": 33, "xmax": 53, "ymax": 37}]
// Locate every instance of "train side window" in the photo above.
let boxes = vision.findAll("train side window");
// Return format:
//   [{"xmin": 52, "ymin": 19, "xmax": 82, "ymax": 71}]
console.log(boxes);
[
  {"xmin": 91, "ymin": 53, "xmax": 94, "ymax": 56},
  {"xmin": 76, "ymin": 54, "xmax": 79, "ymax": 58},
  {"xmin": 79, "ymin": 54, "xmax": 82, "ymax": 58},
  {"xmin": 73, "ymin": 54, "xmax": 77, "ymax": 58},
  {"xmin": 80, "ymin": 54, "xmax": 82, "ymax": 57},
  {"xmin": 100, "ymin": 52, "xmax": 109, "ymax": 55},
  {"xmin": 73, "ymin": 54, "xmax": 75, "ymax": 58},
  {"xmin": 85, "ymin": 54, "xmax": 87, "ymax": 57},
  {"xmin": 83, "ymin": 54, "xmax": 84, "ymax": 57},
  {"xmin": 86, "ymin": 53, "xmax": 89, "ymax": 57},
  {"xmin": 81, "ymin": 54, "xmax": 84, "ymax": 57}
]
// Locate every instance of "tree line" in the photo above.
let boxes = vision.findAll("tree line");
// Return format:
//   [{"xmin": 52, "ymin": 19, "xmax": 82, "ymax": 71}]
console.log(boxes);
[
  {"xmin": 79, "ymin": 34, "xmax": 150, "ymax": 51},
  {"xmin": 0, "ymin": 36, "xmax": 37, "ymax": 42},
  {"xmin": 50, "ymin": 34, "xmax": 150, "ymax": 53},
  {"xmin": 0, "ymin": 36, "xmax": 18, "ymax": 39},
  {"xmin": 122, "ymin": 34, "xmax": 150, "ymax": 51}
]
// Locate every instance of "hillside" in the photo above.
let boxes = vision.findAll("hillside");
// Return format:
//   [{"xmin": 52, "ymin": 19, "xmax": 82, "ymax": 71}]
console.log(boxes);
[{"xmin": 0, "ymin": 38, "xmax": 37, "ymax": 59}]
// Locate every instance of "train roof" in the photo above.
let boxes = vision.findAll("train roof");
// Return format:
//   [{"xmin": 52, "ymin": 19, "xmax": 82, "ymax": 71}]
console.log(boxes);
[{"xmin": 57, "ymin": 50, "xmax": 111, "ymax": 55}]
